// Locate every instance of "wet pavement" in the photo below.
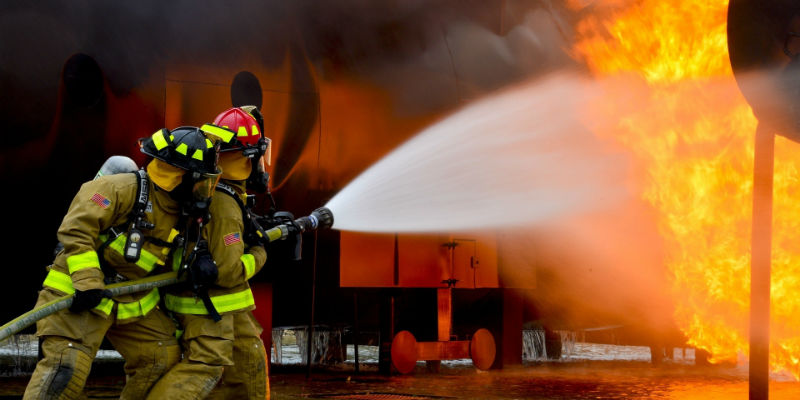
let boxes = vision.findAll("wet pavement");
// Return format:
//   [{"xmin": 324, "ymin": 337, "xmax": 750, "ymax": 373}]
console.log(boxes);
[
  {"xmin": 3, "ymin": 360, "xmax": 800, "ymax": 399},
  {"xmin": 3, "ymin": 337, "xmax": 800, "ymax": 399}
]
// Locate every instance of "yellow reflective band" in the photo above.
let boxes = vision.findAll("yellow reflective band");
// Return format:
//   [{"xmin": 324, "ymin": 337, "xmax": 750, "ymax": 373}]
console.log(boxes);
[
  {"xmin": 191, "ymin": 149, "xmax": 203, "ymax": 161},
  {"xmin": 117, "ymin": 288, "xmax": 160, "ymax": 320},
  {"xmin": 43, "ymin": 269, "xmax": 75, "ymax": 295},
  {"xmin": 201, "ymin": 124, "xmax": 234, "ymax": 143},
  {"xmin": 241, "ymin": 253, "xmax": 256, "ymax": 279},
  {"xmin": 172, "ymin": 252, "xmax": 182, "ymax": 272},
  {"xmin": 152, "ymin": 129, "xmax": 168, "ymax": 150},
  {"xmin": 164, "ymin": 288, "xmax": 255, "ymax": 315},
  {"xmin": 175, "ymin": 143, "xmax": 188, "ymax": 156},
  {"xmin": 42, "ymin": 269, "xmax": 112, "ymax": 315},
  {"xmin": 167, "ymin": 229, "xmax": 179, "ymax": 243},
  {"xmin": 67, "ymin": 251, "xmax": 101, "ymax": 274},
  {"xmin": 107, "ymin": 234, "xmax": 164, "ymax": 272},
  {"xmin": 206, "ymin": 139, "xmax": 213, "ymax": 149},
  {"xmin": 252, "ymin": 125, "xmax": 259, "ymax": 136},
  {"xmin": 267, "ymin": 228, "xmax": 282, "ymax": 242},
  {"xmin": 96, "ymin": 298, "xmax": 114, "ymax": 315},
  {"xmin": 237, "ymin": 126, "xmax": 248, "ymax": 137}
]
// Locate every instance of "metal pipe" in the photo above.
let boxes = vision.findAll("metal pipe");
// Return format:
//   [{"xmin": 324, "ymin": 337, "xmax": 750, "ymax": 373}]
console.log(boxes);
[{"xmin": 750, "ymin": 122, "xmax": 773, "ymax": 400}]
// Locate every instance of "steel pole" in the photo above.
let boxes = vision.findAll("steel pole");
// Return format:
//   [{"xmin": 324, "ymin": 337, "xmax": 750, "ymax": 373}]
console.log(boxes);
[{"xmin": 749, "ymin": 122, "xmax": 773, "ymax": 400}]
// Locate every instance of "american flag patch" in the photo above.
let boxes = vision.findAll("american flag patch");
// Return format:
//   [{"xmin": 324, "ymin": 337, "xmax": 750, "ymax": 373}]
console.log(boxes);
[
  {"xmin": 224, "ymin": 232, "xmax": 241, "ymax": 246},
  {"xmin": 90, "ymin": 193, "xmax": 111, "ymax": 209}
]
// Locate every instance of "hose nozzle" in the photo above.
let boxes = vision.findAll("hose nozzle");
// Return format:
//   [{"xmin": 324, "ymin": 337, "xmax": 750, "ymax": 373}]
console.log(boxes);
[{"xmin": 294, "ymin": 207, "xmax": 334, "ymax": 233}]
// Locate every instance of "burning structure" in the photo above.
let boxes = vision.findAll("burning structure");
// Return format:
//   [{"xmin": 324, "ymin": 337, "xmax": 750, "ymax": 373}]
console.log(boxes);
[{"xmin": 2, "ymin": 2, "xmax": 800, "ymax": 392}]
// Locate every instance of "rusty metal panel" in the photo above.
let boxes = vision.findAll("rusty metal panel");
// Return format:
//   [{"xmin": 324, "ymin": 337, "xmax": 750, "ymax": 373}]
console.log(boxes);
[
  {"xmin": 474, "ymin": 236, "xmax": 499, "ymax": 288},
  {"xmin": 340, "ymin": 232, "xmax": 395, "ymax": 287},
  {"xmin": 437, "ymin": 288, "xmax": 452, "ymax": 341},
  {"xmin": 451, "ymin": 239, "xmax": 475, "ymax": 288},
  {"xmin": 416, "ymin": 340, "xmax": 470, "ymax": 361},
  {"xmin": 497, "ymin": 230, "xmax": 537, "ymax": 289},
  {"xmin": 397, "ymin": 234, "xmax": 450, "ymax": 287}
]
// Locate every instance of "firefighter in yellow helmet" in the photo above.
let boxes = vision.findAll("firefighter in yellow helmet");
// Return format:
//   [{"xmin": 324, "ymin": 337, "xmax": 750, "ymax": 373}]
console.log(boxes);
[
  {"xmin": 23, "ymin": 127, "xmax": 223, "ymax": 400},
  {"xmin": 147, "ymin": 107, "xmax": 271, "ymax": 400}
]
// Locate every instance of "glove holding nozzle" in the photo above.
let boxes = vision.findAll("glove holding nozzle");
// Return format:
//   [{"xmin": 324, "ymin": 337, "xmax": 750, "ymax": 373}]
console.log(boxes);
[{"xmin": 69, "ymin": 288, "xmax": 113, "ymax": 313}]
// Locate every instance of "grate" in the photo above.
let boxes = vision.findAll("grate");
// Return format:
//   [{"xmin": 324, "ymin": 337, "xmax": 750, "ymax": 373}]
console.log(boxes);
[{"xmin": 310, "ymin": 393, "xmax": 446, "ymax": 400}]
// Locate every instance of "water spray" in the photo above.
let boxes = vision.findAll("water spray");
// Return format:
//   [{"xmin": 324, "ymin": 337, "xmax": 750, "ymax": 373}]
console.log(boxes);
[{"xmin": 0, "ymin": 206, "xmax": 335, "ymax": 343}]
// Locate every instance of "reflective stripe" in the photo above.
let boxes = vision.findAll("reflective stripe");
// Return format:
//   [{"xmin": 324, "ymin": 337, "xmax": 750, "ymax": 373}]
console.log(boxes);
[
  {"xmin": 237, "ymin": 126, "xmax": 248, "ymax": 137},
  {"xmin": 67, "ymin": 251, "xmax": 101, "ymax": 274},
  {"xmin": 152, "ymin": 129, "xmax": 168, "ymax": 150},
  {"xmin": 164, "ymin": 288, "xmax": 255, "ymax": 315},
  {"xmin": 106, "ymin": 234, "xmax": 164, "ymax": 273},
  {"xmin": 191, "ymin": 149, "xmax": 203, "ymax": 161},
  {"xmin": 42, "ymin": 269, "xmax": 113, "ymax": 316},
  {"xmin": 117, "ymin": 288, "xmax": 160, "ymax": 320},
  {"xmin": 172, "ymin": 252, "xmax": 182, "ymax": 272},
  {"xmin": 96, "ymin": 298, "xmax": 114, "ymax": 315},
  {"xmin": 43, "ymin": 269, "xmax": 74, "ymax": 294},
  {"xmin": 175, "ymin": 143, "xmax": 188, "ymax": 155},
  {"xmin": 241, "ymin": 253, "xmax": 256, "ymax": 280},
  {"xmin": 251, "ymin": 125, "xmax": 259, "ymax": 136},
  {"xmin": 267, "ymin": 228, "xmax": 282, "ymax": 242},
  {"xmin": 201, "ymin": 124, "xmax": 234, "ymax": 143}
]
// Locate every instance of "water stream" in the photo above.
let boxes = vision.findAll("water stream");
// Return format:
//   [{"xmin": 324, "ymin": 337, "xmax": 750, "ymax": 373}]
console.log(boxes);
[{"xmin": 325, "ymin": 73, "xmax": 630, "ymax": 233}]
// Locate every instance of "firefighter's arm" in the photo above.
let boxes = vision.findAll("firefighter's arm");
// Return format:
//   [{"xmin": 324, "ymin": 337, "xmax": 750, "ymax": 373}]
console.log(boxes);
[
  {"xmin": 57, "ymin": 178, "xmax": 132, "ymax": 291},
  {"xmin": 206, "ymin": 198, "xmax": 266, "ymax": 288}
]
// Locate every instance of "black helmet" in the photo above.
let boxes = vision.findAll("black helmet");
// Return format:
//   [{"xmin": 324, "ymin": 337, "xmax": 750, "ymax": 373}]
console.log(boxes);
[{"xmin": 140, "ymin": 126, "xmax": 220, "ymax": 176}]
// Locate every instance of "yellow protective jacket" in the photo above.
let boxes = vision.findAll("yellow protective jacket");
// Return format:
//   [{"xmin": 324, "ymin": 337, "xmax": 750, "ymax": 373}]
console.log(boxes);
[
  {"xmin": 43, "ymin": 172, "xmax": 182, "ymax": 321},
  {"xmin": 164, "ymin": 179, "xmax": 267, "ymax": 316}
]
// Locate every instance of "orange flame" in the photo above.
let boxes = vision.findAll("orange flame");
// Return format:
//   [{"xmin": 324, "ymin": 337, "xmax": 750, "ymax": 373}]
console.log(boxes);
[{"xmin": 573, "ymin": 0, "xmax": 800, "ymax": 377}]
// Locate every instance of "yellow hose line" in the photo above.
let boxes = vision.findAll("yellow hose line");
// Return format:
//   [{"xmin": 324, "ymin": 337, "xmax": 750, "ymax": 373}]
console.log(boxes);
[{"xmin": 0, "ymin": 271, "xmax": 181, "ymax": 343}]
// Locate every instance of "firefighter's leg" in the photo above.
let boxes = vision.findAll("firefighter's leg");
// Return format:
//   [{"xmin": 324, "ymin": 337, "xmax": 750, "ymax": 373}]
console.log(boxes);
[
  {"xmin": 207, "ymin": 311, "xmax": 269, "ymax": 400},
  {"xmin": 23, "ymin": 289, "xmax": 110, "ymax": 400},
  {"xmin": 107, "ymin": 308, "xmax": 180, "ymax": 400},
  {"xmin": 146, "ymin": 313, "xmax": 234, "ymax": 400}
]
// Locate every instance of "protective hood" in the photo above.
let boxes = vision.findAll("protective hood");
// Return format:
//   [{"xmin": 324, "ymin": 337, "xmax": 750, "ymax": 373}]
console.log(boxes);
[
  {"xmin": 219, "ymin": 152, "xmax": 252, "ymax": 181},
  {"xmin": 147, "ymin": 158, "xmax": 186, "ymax": 191}
]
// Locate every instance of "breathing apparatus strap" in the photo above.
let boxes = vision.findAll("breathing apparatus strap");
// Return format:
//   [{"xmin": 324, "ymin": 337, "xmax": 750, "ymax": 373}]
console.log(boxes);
[
  {"xmin": 97, "ymin": 170, "xmax": 163, "ymax": 282},
  {"xmin": 215, "ymin": 182, "xmax": 270, "ymax": 246}
]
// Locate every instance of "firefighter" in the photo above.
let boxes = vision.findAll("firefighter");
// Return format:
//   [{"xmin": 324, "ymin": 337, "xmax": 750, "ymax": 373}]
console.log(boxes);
[
  {"xmin": 147, "ymin": 107, "xmax": 270, "ymax": 400},
  {"xmin": 23, "ymin": 127, "xmax": 222, "ymax": 400}
]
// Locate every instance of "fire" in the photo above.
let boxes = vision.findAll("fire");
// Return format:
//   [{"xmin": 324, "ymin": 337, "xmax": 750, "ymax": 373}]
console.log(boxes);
[{"xmin": 572, "ymin": 0, "xmax": 800, "ymax": 377}]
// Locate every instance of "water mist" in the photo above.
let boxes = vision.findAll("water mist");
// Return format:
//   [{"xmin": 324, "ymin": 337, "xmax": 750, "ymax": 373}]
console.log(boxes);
[{"xmin": 325, "ymin": 73, "xmax": 631, "ymax": 233}]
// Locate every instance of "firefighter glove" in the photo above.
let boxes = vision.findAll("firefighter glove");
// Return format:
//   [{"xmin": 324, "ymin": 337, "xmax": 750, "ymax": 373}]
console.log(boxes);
[
  {"xmin": 69, "ymin": 289, "xmax": 112, "ymax": 313},
  {"xmin": 190, "ymin": 249, "xmax": 218, "ymax": 287}
]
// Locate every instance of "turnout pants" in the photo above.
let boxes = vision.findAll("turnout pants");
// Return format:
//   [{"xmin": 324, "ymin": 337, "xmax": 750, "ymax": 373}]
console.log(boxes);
[
  {"xmin": 206, "ymin": 311, "xmax": 269, "ymax": 400},
  {"xmin": 146, "ymin": 313, "xmax": 235, "ymax": 400},
  {"xmin": 23, "ymin": 288, "xmax": 180, "ymax": 400}
]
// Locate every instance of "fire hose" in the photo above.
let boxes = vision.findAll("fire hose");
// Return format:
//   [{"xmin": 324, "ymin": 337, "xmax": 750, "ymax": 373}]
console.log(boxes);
[{"xmin": 0, "ymin": 206, "xmax": 333, "ymax": 343}]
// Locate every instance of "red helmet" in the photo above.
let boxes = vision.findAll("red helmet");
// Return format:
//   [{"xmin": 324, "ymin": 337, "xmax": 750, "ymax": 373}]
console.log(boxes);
[
  {"xmin": 202, "ymin": 106, "xmax": 271, "ymax": 166},
  {"xmin": 212, "ymin": 107, "xmax": 262, "ymax": 148}
]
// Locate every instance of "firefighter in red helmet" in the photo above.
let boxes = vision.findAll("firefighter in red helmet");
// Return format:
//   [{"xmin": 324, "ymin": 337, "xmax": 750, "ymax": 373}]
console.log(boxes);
[{"xmin": 148, "ymin": 107, "xmax": 271, "ymax": 399}]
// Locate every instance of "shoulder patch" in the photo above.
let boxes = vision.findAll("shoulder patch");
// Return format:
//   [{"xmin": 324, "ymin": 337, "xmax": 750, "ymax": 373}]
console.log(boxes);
[
  {"xmin": 90, "ymin": 193, "xmax": 111, "ymax": 209},
  {"xmin": 223, "ymin": 232, "xmax": 242, "ymax": 246}
]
